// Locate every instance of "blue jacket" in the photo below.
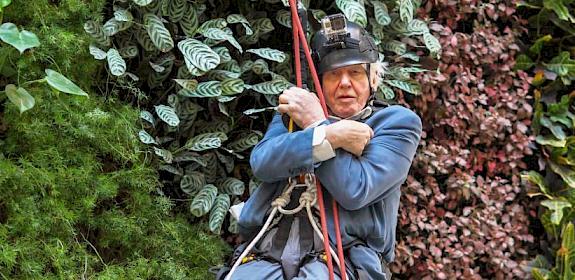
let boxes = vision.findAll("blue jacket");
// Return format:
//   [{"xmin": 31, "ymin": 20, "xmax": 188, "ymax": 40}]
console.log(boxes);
[{"xmin": 239, "ymin": 105, "xmax": 422, "ymax": 274}]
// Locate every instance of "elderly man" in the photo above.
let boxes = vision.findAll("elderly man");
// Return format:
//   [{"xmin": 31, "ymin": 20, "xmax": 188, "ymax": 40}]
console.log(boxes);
[{"xmin": 230, "ymin": 15, "xmax": 422, "ymax": 280}]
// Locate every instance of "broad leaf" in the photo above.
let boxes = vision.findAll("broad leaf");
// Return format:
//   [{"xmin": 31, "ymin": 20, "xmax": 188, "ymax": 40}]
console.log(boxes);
[
  {"xmin": 185, "ymin": 132, "xmax": 227, "ymax": 151},
  {"xmin": 384, "ymin": 79, "xmax": 421, "ymax": 95},
  {"xmin": 0, "ymin": 23, "xmax": 40, "ymax": 54},
  {"xmin": 541, "ymin": 199, "xmax": 571, "ymax": 225},
  {"xmin": 45, "ymin": 69, "xmax": 88, "ymax": 96},
  {"xmin": 335, "ymin": 0, "xmax": 367, "ymax": 27},
  {"xmin": 181, "ymin": 172, "xmax": 206, "ymax": 196},
  {"xmin": 133, "ymin": 0, "xmax": 153, "ymax": 6},
  {"xmin": 106, "ymin": 48, "xmax": 126, "ymax": 76},
  {"xmin": 144, "ymin": 13, "xmax": 174, "ymax": 52},
  {"xmin": 247, "ymin": 48, "xmax": 286, "ymax": 63},
  {"xmin": 248, "ymin": 79, "xmax": 290, "ymax": 95},
  {"xmin": 154, "ymin": 105, "xmax": 180, "ymax": 127},
  {"xmin": 209, "ymin": 194, "xmax": 230, "ymax": 234},
  {"xmin": 178, "ymin": 38, "xmax": 220, "ymax": 72},
  {"xmin": 190, "ymin": 184, "xmax": 218, "ymax": 217},
  {"xmin": 5, "ymin": 84, "xmax": 34, "ymax": 113},
  {"xmin": 372, "ymin": 1, "xmax": 391, "ymax": 26},
  {"xmin": 89, "ymin": 44, "xmax": 107, "ymax": 60},
  {"xmin": 138, "ymin": 130, "xmax": 157, "ymax": 144}
]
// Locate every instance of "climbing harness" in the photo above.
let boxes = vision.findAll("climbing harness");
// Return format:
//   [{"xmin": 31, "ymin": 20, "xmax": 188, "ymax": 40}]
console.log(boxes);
[{"xmin": 224, "ymin": 1, "xmax": 348, "ymax": 279}]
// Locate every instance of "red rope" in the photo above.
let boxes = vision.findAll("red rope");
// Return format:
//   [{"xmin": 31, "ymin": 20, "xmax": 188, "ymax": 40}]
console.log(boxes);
[{"xmin": 288, "ymin": 1, "xmax": 347, "ymax": 279}]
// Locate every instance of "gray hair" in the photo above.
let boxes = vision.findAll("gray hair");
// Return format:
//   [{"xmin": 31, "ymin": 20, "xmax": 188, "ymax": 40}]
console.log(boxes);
[{"xmin": 369, "ymin": 60, "xmax": 386, "ymax": 89}]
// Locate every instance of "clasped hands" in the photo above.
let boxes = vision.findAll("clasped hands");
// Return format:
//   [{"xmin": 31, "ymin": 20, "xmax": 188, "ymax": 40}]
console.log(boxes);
[{"xmin": 278, "ymin": 87, "xmax": 373, "ymax": 156}]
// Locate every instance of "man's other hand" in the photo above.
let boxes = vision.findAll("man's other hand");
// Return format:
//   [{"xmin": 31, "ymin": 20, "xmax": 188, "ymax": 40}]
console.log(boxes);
[
  {"xmin": 325, "ymin": 120, "xmax": 374, "ymax": 157},
  {"xmin": 278, "ymin": 87, "xmax": 326, "ymax": 128}
]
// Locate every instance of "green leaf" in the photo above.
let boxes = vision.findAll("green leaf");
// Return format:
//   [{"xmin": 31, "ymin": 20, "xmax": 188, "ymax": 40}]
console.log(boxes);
[
  {"xmin": 209, "ymin": 194, "xmax": 230, "ymax": 234},
  {"xmin": 174, "ymin": 79, "xmax": 198, "ymax": 91},
  {"xmin": 405, "ymin": 19, "xmax": 429, "ymax": 36},
  {"xmin": 114, "ymin": 8, "xmax": 133, "ymax": 22},
  {"xmin": 221, "ymin": 78, "xmax": 245, "ymax": 95},
  {"xmin": 544, "ymin": 0, "xmax": 575, "ymax": 23},
  {"xmin": 521, "ymin": 171, "xmax": 552, "ymax": 197},
  {"xmin": 181, "ymin": 171, "xmax": 206, "ymax": 196},
  {"xmin": 536, "ymin": 135, "xmax": 566, "ymax": 147},
  {"xmin": 529, "ymin": 34, "xmax": 552, "ymax": 54},
  {"xmin": 310, "ymin": 9, "xmax": 327, "ymax": 21},
  {"xmin": 248, "ymin": 79, "xmax": 290, "ymax": 95},
  {"xmin": 154, "ymin": 105, "xmax": 180, "ymax": 127},
  {"xmin": 165, "ymin": 0, "xmax": 187, "ymax": 22},
  {"xmin": 0, "ymin": 23, "xmax": 40, "ymax": 54},
  {"xmin": 138, "ymin": 130, "xmax": 157, "ymax": 144},
  {"xmin": 541, "ymin": 199, "xmax": 571, "ymax": 225},
  {"xmin": 5, "ymin": 84, "xmax": 34, "ymax": 113},
  {"xmin": 190, "ymin": 184, "xmax": 218, "ymax": 217},
  {"xmin": 515, "ymin": 54, "xmax": 535, "ymax": 71},
  {"xmin": 247, "ymin": 48, "xmax": 286, "ymax": 63},
  {"xmin": 185, "ymin": 132, "xmax": 227, "ymax": 151},
  {"xmin": 178, "ymin": 38, "xmax": 220, "ymax": 72},
  {"xmin": 335, "ymin": 0, "xmax": 367, "ymax": 27},
  {"xmin": 144, "ymin": 13, "xmax": 174, "ymax": 52},
  {"xmin": 372, "ymin": 1, "xmax": 391, "ymax": 26},
  {"xmin": 198, "ymin": 18, "xmax": 228, "ymax": 34},
  {"xmin": 140, "ymin": 110, "xmax": 155, "ymax": 125},
  {"xmin": 251, "ymin": 18, "xmax": 274, "ymax": 34},
  {"xmin": 549, "ymin": 161, "xmax": 575, "ymax": 188},
  {"xmin": 45, "ymin": 69, "xmax": 88, "ymax": 96},
  {"xmin": 381, "ymin": 40, "xmax": 406, "ymax": 55},
  {"xmin": 154, "ymin": 147, "xmax": 173, "ymax": 163},
  {"xmin": 378, "ymin": 85, "xmax": 395, "ymax": 99},
  {"xmin": 384, "ymin": 79, "xmax": 421, "ymax": 95},
  {"xmin": 200, "ymin": 28, "xmax": 242, "ymax": 52},
  {"xmin": 213, "ymin": 46, "xmax": 232, "ymax": 63},
  {"xmin": 398, "ymin": 0, "xmax": 414, "ymax": 22},
  {"xmin": 540, "ymin": 116, "xmax": 566, "ymax": 140},
  {"xmin": 89, "ymin": 44, "xmax": 107, "ymax": 60},
  {"xmin": 561, "ymin": 223, "xmax": 575, "ymax": 279},
  {"xmin": 218, "ymin": 177, "xmax": 245, "ymax": 196},
  {"xmin": 228, "ymin": 132, "xmax": 261, "ymax": 152},
  {"xmin": 423, "ymin": 32, "xmax": 441, "ymax": 58},
  {"xmin": 545, "ymin": 51, "xmax": 575, "ymax": 77},
  {"xmin": 179, "ymin": 81, "xmax": 222, "ymax": 98},
  {"xmin": 106, "ymin": 48, "xmax": 126, "ymax": 76},
  {"xmin": 227, "ymin": 14, "xmax": 253, "ymax": 35},
  {"xmin": 180, "ymin": 5, "xmax": 199, "ymax": 36},
  {"xmin": 0, "ymin": 0, "xmax": 11, "ymax": 8},
  {"xmin": 133, "ymin": 0, "xmax": 153, "ymax": 6},
  {"xmin": 84, "ymin": 21, "xmax": 110, "ymax": 47},
  {"xmin": 276, "ymin": 10, "xmax": 292, "ymax": 28}
]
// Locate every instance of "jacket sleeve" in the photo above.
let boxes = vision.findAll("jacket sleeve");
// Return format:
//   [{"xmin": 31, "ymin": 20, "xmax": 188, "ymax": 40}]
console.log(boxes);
[
  {"xmin": 315, "ymin": 106, "xmax": 422, "ymax": 210},
  {"xmin": 250, "ymin": 113, "xmax": 320, "ymax": 182}
]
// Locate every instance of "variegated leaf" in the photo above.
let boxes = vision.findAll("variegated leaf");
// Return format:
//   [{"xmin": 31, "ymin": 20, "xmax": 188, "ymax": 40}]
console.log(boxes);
[
  {"xmin": 248, "ymin": 79, "xmax": 290, "ymax": 95},
  {"xmin": 227, "ymin": 14, "xmax": 253, "ymax": 35},
  {"xmin": 179, "ymin": 81, "xmax": 222, "ymax": 98},
  {"xmin": 154, "ymin": 147, "xmax": 173, "ymax": 163},
  {"xmin": 200, "ymin": 28, "xmax": 242, "ymax": 52},
  {"xmin": 221, "ymin": 78, "xmax": 245, "ymax": 96},
  {"xmin": 209, "ymin": 194, "xmax": 230, "ymax": 234},
  {"xmin": 106, "ymin": 48, "xmax": 126, "ymax": 76},
  {"xmin": 178, "ymin": 38, "xmax": 220, "ymax": 72},
  {"xmin": 136, "ymin": 28, "xmax": 156, "ymax": 51},
  {"xmin": 144, "ymin": 13, "xmax": 174, "ymax": 52},
  {"xmin": 228, "ymin": 132, "xmax": 261, "ymax": 152},
  {"xmin": 381, "ymin": 40, "xmax": 406, "ymax": 55},
  {"xmin": 218, "ymin": 177, "xmax": 245, "ymax": 196},
  {"xmin": 218, "ymin": 96, "xmax": 236, "ymax": 103},
  {"xmin": 336, "ymin": 0, "xmax": 367, "ymax": 27},
  {"xmin": 197, "ymin": 18, "xmax": 228, "ymax": 33},
  {"xmin": 276, "ymin": 10, "xmax": 291, "ymax": 28},
  {"xmin": 251, "ymin": 18, "xmax": 274, "ymax": 34},
  {"xmin": 190, "ymin": 184, "xmax": 218, "ymax": 217},
  {"xmin": 139, "ymin": 130, "xmax": 156, "ymax": 144},
  {"xmin": 405, "ymin": 19, "xmax": 428, "ymax": 36},
  {"xmin": 247, "ymin": 48, "xmax": 286, "ymax": 63},
  {"xmin": 218, "ymin": 60, "xmax": 241, "ymax": 73},
  {"xmin": 384, "ymin": 79, "xmax": 421, "ymax": 95},
  {"xmin": 84, "ymin": 20, "xmax": 110, "ymax": 47},
  {"xmin": 181, "ymin": 171, "xmax": 205, "ymax": 196},
  {"xmin": 215, "ymin": 151, "xmax": 235, "ymax": 173},
  {"xmin": 154, "ymin": 104, "xmax": 180, "ymax": 126},
  {"xmin": 372, "ymin": 1, "xmax": 391, "ymax": 26},
  {"xmin": 89, "ymin": 44, "xmax": 107, "ymax": 60},
  {"xmin": 180, "ymin": 5, "xmax": 199, "ymax": 36},
  {"xmin": 398, "ymin": 0, "xmax": 414, "ymax": 23},
  {"xmin": 195, "ymin": 119, "xmax": 231, "ymax": 134},
  {"xmin": 252, "ymin": 59, "xmax": 270, "ymax": 75},
  {"xmin": 119, "ymin": 45, "xmax": 138, "ymax": 58},
  {"xmin": 185, "ymin": 132, "xmax": 227, "ymax": 151},
  {"xmin": 207, "ymin": 70, "xmax": 240, "ymax": 80},
  {"xmin": 310, "ymin": 9, "xmax": 327, "ymax": 21},
  {"xmin": 114, "ymin": 8, "xmax": 133, "ymax": 22},
  {"xmin": 212, "ymin": 46, "xmax": 232, "ymax": 62},
  {"xmin": 423, "ymin": 32, "xmax": 441, "ymax": 57},
  {"xmin": 133, "ymin": 0, "xmax": 153, "ymax": 6},
  {"xmin": 166, "ymin": 0, "xmax": 187, "ymax": 22},
  {"xmin": 159, "ymin": 165, "xmax": 182, "ymax": 175},
  {"xmin": 140, "ymin": 110, "xmax": 155, "ymax": 125}
]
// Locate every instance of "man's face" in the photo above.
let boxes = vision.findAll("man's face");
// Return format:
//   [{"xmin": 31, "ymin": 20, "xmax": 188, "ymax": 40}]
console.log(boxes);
[{"xmin": 322, "ymin": 64, "xmax": 371, "ymax": 119}]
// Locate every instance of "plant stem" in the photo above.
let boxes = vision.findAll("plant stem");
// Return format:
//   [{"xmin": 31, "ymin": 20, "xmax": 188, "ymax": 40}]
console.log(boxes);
[{"xmin": 21, "ymin": 78, "xmax": 47, "ymax": 86}]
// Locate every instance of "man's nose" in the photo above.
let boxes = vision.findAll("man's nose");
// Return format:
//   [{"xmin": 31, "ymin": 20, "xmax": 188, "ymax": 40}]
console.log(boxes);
[{"xmin": 339, "ymin": 73, "xmax": 352, "ymax": 87}]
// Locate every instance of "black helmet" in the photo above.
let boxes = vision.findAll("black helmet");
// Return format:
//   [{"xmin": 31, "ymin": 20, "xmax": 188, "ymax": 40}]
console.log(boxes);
[{"xmin": 311, "ymin": 14, "xmax": 379, "ymax": 75}]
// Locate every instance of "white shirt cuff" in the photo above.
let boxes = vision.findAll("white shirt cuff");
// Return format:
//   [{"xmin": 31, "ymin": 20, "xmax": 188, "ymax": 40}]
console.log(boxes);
[{"xmin": 312, "ymin": 125, "xmax": 336, "ymax": 163}]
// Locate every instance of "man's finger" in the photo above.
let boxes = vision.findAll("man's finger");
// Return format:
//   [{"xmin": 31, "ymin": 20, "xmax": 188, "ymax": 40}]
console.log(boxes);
[
  {"xmin": 278, "ymin": 94, "xmax": 289, "ymax": 104},
  {"xmin": 277, "ymin": 104, "xmax": 290, "ymax": 113}
]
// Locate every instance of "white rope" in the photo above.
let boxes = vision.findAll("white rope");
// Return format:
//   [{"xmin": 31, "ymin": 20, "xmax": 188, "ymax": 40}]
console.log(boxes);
[{"xmin": 225, "ymin": 173, "xmax": 341, "ymax": 279}]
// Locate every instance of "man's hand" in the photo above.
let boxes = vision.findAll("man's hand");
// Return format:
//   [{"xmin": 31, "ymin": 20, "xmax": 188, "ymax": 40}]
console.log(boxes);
[
  {"xmin": 325, "ymin": 120, "xmax": 374, "ymax": 157},
  {"xmin": 278, "ymin": 87, "xmax": 326, "ymax": 128}
]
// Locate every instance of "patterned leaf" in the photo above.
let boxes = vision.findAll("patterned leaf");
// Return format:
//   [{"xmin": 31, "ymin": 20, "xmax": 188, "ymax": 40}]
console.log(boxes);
[
  {"xmin": 198, "ymin": 18, "xmax": 228, "ymax": 34},
  {"xmin": 247, "ymin": 48, "xmax": 286, "ymax": 63},
  {"xmin": 138, "ymin": 130, "xmax": 157, "ymax": 144},
  {"xmin": 185, "ymin": 132, "xmax": 227, "ymax": 151},
  {"xmin": 207, "ymin": 70, "xmax": 240, "ymax": 80},
  {"xmin": 144, "ymin": 13, "xmax": 174, "ymax": 52},
  {"xmin": 218, "ymin": 60, "xmax": 241, "ymax": 73},
  {"xmin": 372, "ymin": 1, "xmax": 391, "ymax": 26},
  {"xmin": 89, "ymin": 44, "xmax": 107, "ymax": 60},
  {"xmin": 382, "ymin": 40, "xmax": 406, "ymax": 55},
  {"xmin": 405, "ymin": 19, "xmax": 428, "ymax": 36},
  {"xmin": 276, "ymin": 10, "xmax": 291, "ymax": 28},
  {"xmin": 248, "ymin": 79, "xmax": 290, "ymax": 95},
  {"xmin": 119, "ymin": 45, "xmax": 138, "ymax": 58},
  {"xmin": 227, "ymin": 14, "xmax": 253, "ymax": 35},
  {"xmin": 251, "ymin": 59, "xmax": 269, "ymax": 75},
  {"xmin": 181, "ymin": 171, "xmax": 205, "ymax": 196},
  {"xmin": 200, "ymin": 28, "xmax": 243, "ymax": 52},
  {"xmin": 310, "ymin": 9, "xmax": 327, "ymax": 21},
  {"xmin": 103, "ymin": 18, "xmax": 131, "ymax": 36},
  {"xmin": 201, "ymin": 153, "xmax": 219, "ymax": 183},
  {"xmin": 133, "ymin": 0, "xmax": 153, "ymax": 6},
  {"xmin": 218, "ymin": 177, "xmax": 245, "ymax": 196},
  {"xmin": 228, "ymin": 132, "xmax": 261, "ymax": 152},
  {"xmin": 179, "ymin": 81, "xmax": 222, "ymax": 98},
  {"xmin": 166, "ymin": 0, "xmax": 187, "ymax": 22},
  {"xmin": 178, "ymin": 38, "xmax": 220, "ymax": 72},
  {"xmin": 423, "ymin": 32, "xmax": 441, "ymax": 57},
  {"xmin": 212, "ymin": 46, "xmax": 232, "ymax": 62},
  {"xmin": 190, "ymin": 184, "xmax": 218, "ymax": 217},
  {"xmin": 114, "ymin": 8, "xmax": 133, "ymax": 22},
  {"xmin": 218, "ymin": 96, "xmax": 236, "ymax": 103},
  {"xmin": 106, "ymin": 48, "xmax": 126, "ymax": 76},
  {"xmin": 251, "ymin": 18, "xmax": 274, "ymax": 34},
  {"xmin": 174, "ymin": 79, "xmax": 198, "ymax": 91},
  {"xmin": 140, "ymin": 110, "xmax": 155, "ymax": 125},
  {"xmin": 136, "ymin": 28, "xmax": 156, "ymax": 51},
  {"xmin": 154, "ymin": 105, "xmax": 180, "ymax": 126},
  {"xmin": 384, "ymin": 79, "xmax": 421, "ymax": 95},
  {"xmin": 154, "ymin": 147, "xmax": 173, "ymax": 163},
  {"xmin": 159, "ymin": 164, "xmax": 182, "ymax": 175},
  {"xmin": 378, "ymin": 84, "xmax": 395, "ymax": 99},
  {"xmin": 180, "ymin": 5, "xmax": 199, "ymax": 36},
  {"xmin": 398, "ymin": 0, "xmax": 414, "ymax": 22},
  {"xmin": 209, "ymin": 194, "xmax": 230, "ymax": 234},
  {"xmin": 84, "ymin": 20, "xmax": 110, "ymax": 47},
  {"xmin": 221, "ymin": 78, "xmax": 245, "ymax": 95},
  {"xmin": 228, "ymin": 214, "xmax": 239, "ymax": 233},
  {"xmin": 195, "ymin": 119, "xmax": 231, "ymax": 134},
  {"xmin": 335, "ymin": 0, "xmax": 367, "ymax": 27},
  {"xmin": 215, "ymin": 151, "xmax": 235, "ymax": 173}
]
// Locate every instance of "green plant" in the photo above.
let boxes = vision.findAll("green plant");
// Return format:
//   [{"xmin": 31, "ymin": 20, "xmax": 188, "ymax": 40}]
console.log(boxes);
[
  {"xmin": 0, "ymin": 1, "xmax": 87, "ymax": 113},
  {"xmin": 86, "ymin": 0, "xmax": 441, "ymax": 237}
]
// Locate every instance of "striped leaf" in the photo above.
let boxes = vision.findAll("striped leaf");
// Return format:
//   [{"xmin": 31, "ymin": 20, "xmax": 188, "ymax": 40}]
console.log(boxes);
[
  {"xmin": 423, "ymin": 32, "xmax": 441, "ymax": 57},
  {"xmin": 136, "ymin": 28, "xmax": 156, "ymax": 51},
  {"xmin": 198, "ymin": 18, "xmax": 228, "ymax": 34},
  {"xmin": 247, "ymin": 48, "xmax": 286, "ymax": 63},
  {"xmin": 218, "ymin": 177, "xmax": 245, "ymax": 196},
  {"xmin": 114, "ymin": 9, "xmax": 133, "ymax": 22},
  {"xmin": 178, "ymin": 38, "xmax": 220, "ymax": 72},
  {"xmin": 276, "ymin": 10, "xmax": 291, "ymax": 28},
  {"xmin": 215, "ymin": 151, "xmax": 235, "ymax": 173},
  {"xmin": 378, "ymin": 84, "xmax": 395, "ymax": 99},
  {"xmin": 84, "ymin": 21, "xmax": 110, "ymax": 47},
  {"xmin": 179, "ymin": 81, "xmax": 221, "ymax": 98},
  {"xmin": 119, "ymin": 45, "xmax": 138, "ymax": 58},
  {"xmin": 398, "ymin": 0, "xmax": 414, "ymax": 23},
  {"xmin": 180, "ymin": 5, "xmax": 199, "ymax": 36},
  {"xmin": 382, "ymin": 40, "xmax": 406, "ymax": 55},
  {"xmin": 218, "ymin": 60, "xmax": 241, "ymax": 73},
  {"xmin": 400, "ymin": 52, "xmax": 420, "ymax": 62},
  {"xmin": 209, "ymin": 194, "xmax": 230, "ymax": 234},
  {"xmin": 212, "ymin": 46, "xmax": 232, "ymax": 62},
  {"xmin": 185, "ymin": 132, "xmax": 227, "ymax": 151},
  {"xmin": 154, "ymin": 105, "xmax": 180, "ymax": 126},
  {"xmin": 190, "ymin": 184, "xmax": 218, "ymax": 217},
  {"xmin": 310, "ymin": 9, "xmax": 327, "ymax": 21},
  {"xmin": 159, "ymin": 165, "xmax": 182, "ymax": 175},
  {"xmin": 207, "ymin": 70, "xmax": 240, "ymax": 81},
  {"xmin": 228, "ymin": 215, "xmax": 238, "ymax": 233},
  {"xmin": 221, "ymin": 78, "xmax": 245, "ymax": 95},
  {"xmin": 335, "ymin": 0, "xmax": 367, "ymax": 27},
  {"xmin": 195, "ymin": 119, "xmax": 231, "ymax": 134},
  {"xmin": 200, "ymin": 28, "xmax": 243, "ymax": 52},
  {"xmin": 218, "ymin": 96, "xmax": 236, "ymax": 103},
  {"xmin": 384, "ymin": 79, "xmax": 421, "ymax": 95},
  {"xmin": 251, "ymin": 18, "xmax": 274, "ymax": 34},
  {"xmin": 89, "ymin": 44, "xmax": 107, "ymax": 60},
  {"xmin": 227, "ymin": 14, "xmax": 253, "ymax": 35},
  {"xmin": 175, "ymin": 152, "xmax": 206, "ymax": 166},
  {"xmin": 174, "ymin": 79, "xmax": 198, "ymax": 91},
  {"xmin": 154, "ymin": 147, "xmax": 173, "ymax": 163},
  {"xmin": 181, "ymin": 171, "xmax": 205, "ymax": 196},
  {"xmin": 252, "ymin": 59, "xmax": 269, "ymax": 75},
  {"xmin": 106, "ymin": 48, "xmax": 126, "ymax": 76},
  {"xmin": 148, "ymin": 53, "xmax": 175, "ymax": 88},
  {"xmin": 138, "ymin": 130, "xmax": 157, "ymax": 144},
  {"xmin": 140, "ymin": 110, "xmax": 155, "ymax": 126},
  {"xmin": 228, "ymin": 132, "xmax": 260, "ymax": 152},
  {"xmin": 372, "ymin": 1, "xmax": 391, "ymax": 26},
  {"xmin": 405, "ymin": 19, "xmax": 428, "ymax": 36},
  {"xmin": 144, "ymin": 13, "xmax": 174, "ymax": 52},
  {"xmin": 249, "ymin": 79, "xmax": 290, "ymax": 95},
  {"xmin": 103, "ymin": 18, "xmax": 131, "ymax": 36},
  {"xmin": 177, "ymin": 65, "xmax": 195, "ymax": 79},
  {"xmin": 166, "ymin": 0, "xmax": 187, "ymax": 22},
  {"xmin": 177, "ymin": 99, "xmax": 204, "ymax": 120},
  {"xmin": 201, "ymin": 153, "xmax": 219, "ymax": 183},
  {"xmin": 133, "ymin": 0, "xmax": 153, "ymax": 6}
]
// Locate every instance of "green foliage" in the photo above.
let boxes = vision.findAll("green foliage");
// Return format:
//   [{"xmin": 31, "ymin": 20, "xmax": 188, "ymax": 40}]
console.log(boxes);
[{"xmin": 519, "ymin": 0, "xmax": 575, "ymax": 278}]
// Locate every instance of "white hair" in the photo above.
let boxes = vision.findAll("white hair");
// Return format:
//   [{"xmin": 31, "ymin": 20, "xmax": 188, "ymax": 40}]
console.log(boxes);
[{"xmin": 369, "ymin": 60, "xmax": 386, "ymax": 89}]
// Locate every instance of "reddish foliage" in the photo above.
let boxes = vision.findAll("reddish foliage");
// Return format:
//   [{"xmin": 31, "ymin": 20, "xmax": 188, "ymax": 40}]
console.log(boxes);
[{"xmin": 393, "ymin": 0, "xmax": 535, "ymax": 278}]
